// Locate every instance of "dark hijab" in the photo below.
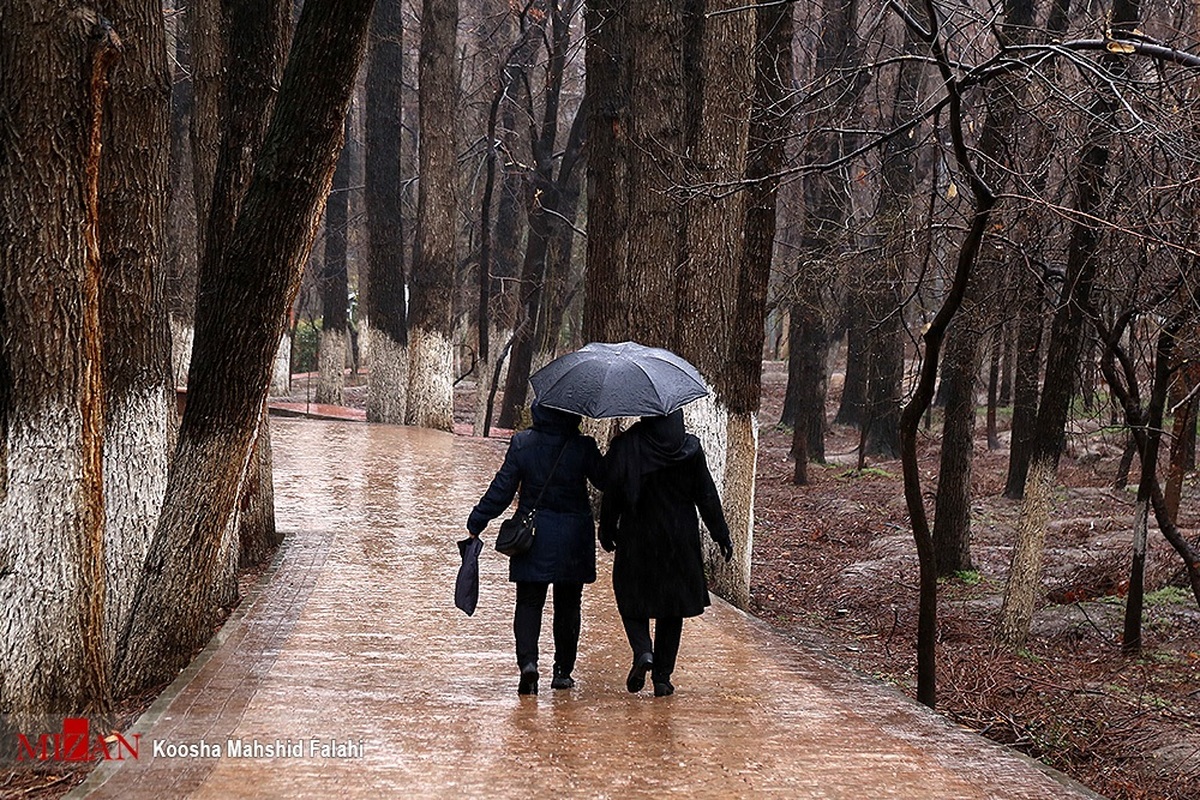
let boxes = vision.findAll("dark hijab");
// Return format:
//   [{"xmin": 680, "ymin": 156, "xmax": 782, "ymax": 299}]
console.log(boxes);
[
  {"xmin": 608, "ymin": 409, "xmax": 700, "ymax": 505},
  {"xmin": 530, "ymin": 401, "xmax": 582, "ymax": 437}
]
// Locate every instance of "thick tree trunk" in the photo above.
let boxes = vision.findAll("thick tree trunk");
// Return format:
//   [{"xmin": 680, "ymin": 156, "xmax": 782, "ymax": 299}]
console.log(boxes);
[
  {"xmin": 406, "ymin": 0, "xmax": 459, "ymax": 431},
  {"xmin": 582, "ymin": 0, "xmax": 628, "ymax": 344},
  {"xmin": 691, "ymin": 0, "xmax": 753, "ymax": 604},
  {"xmin": 316, "ymin": 115, "xmax": 354, "ymax": 405},
  {"xmin": 97, "ymin": 0, "xmax": 174, "ymax": 664},
  {"xmin": 0, "ymin": 4, "xmax": 119, "ymax": 731},
  {"xmin": 238, "ymin": 405, "xmax": 280, "ymax": 569},
  {"xmin": 365, "ymin": 0, "xmax": 409, "ymax": 425},
  {"xmin": 115, "ymin": 0, "xmax": 375, "ymax": 695}
]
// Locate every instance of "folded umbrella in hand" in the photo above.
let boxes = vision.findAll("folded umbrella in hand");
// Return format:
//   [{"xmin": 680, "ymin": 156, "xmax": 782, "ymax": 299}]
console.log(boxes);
[{"xmin": 455, "ymin": 536, "xmax": 483, "ymax": 616}]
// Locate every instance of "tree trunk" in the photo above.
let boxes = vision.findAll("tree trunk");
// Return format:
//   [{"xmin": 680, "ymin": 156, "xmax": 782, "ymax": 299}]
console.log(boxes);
[
  {"xmin": 186, "ymin": 0, "xmax": 224, "ymax": 377},
  {"xmin": 238, "ymin": 404, "xmax": 280, "ymax": 568},
  {"xmin": 115, "ymin": 0, "xmax": 375, "ymax": 695},
  {"xmin": 932, "ymin": 320, "xmax": 979, "ymax": 576},
  {"xmin": 406, "ymin": 0, "xmax": 459, "ymax": 431},
  {"xmin": 316, "ymin": 115, "xmax": 354, "ymax": 405},
  {"xmin": 1165, "ymin": 359, "xmax": 1200, "ymax": 521},
  {"xmin": 166, "ymin": 3, "xmax": 198, "ymax": 390},
  {"xmin": 836, "ymin": 296, "xmax": 870, "ymax": 426},
  {"xmin": 985, "ymin": 326, "xmax": 1002, "ymax": 450},
  {"xmin": 365, "ymin": 0, "xmax": 409, "ymax": 425},
  {"xmin": 674, "ymin": 0, "xmax": 755, "ymax": 608},
  {"xmin": 0, "ymin": 4, "xmax": 119, "ymax": 731},
  {"xmin": 582, "ymin": 0, "xmax": 628, "ymax": 344},
  {"xmin": 998, "ymin": 0, "xmax": 1142, "ymax": 650},
  {"xmin": 787, "ymin": 0, "xmax": 859, "ymax": 461},
  {"xmin": 97, "ymin": 0, "xmax": 174, "ymax": 665},
  {"xmin": 1003, "ymin": 262, "xmax": 1044, "ymax": 498},
  {"xmin": 197, "ymin": 0, "xmax": 290, "ymax": 609}
]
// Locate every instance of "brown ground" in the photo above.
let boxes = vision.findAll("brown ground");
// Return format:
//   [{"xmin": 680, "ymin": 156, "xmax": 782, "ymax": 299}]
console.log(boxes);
[{"xmin": 750, "ymin": 360, "xmax": 1200, "ymax": 800}]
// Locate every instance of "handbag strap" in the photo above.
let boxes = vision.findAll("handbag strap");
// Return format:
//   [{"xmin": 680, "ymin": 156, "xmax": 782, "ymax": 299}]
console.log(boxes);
[{"xmin": 528, "ymin": 439, "xmax": 569, "ymax": 511}]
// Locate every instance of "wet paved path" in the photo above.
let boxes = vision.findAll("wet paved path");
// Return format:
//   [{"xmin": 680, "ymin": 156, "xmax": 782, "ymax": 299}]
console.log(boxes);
[{"xmin": 74, "ymin": 420, "xmax": 1102, "ymax": 799}]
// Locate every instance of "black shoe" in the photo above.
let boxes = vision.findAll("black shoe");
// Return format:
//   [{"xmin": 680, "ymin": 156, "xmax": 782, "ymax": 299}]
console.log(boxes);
[
  {"xmin": 626, "ymin": 652, "xmax": 654, "ymax": 693},
  {"xmin": 551, "ymin": 665, "xmax": 575, "ymax": 690},
  {"xmin": 518, "ymin": 662, "xmax": 539, "ymax": 695},
  {"xmin": 653, "ymin": 680, "xmax": 674, "ymax": 697}
]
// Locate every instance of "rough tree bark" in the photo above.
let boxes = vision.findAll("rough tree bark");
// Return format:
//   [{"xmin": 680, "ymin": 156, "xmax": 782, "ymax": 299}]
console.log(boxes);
[
  {"xmin": 366, "ymin": 0, "xmax": 409, "ymax": 425},
  {"xmin": 96, "ymin": 0, "xmax": 174, "ymax": 665},
  {"xmin": 0, "ymin": 2, "xmax": 120, "ymax": 731},
  {"xmin": 406, "ymin": 0, "xmax": 459, "ymax": 431},
  {"xmin": 115, "ymin": 0, "xmax": 375, "ymax": 695},
  {"xmin": 582, "ymin": 0, "xmax": 628, "ymax": 345}
]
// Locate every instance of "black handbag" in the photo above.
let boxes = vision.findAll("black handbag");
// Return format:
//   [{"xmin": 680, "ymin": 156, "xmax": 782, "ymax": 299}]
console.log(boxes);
[{"xmin": 494, "ymin": 441, "xmax": 568, "ymax": 558}]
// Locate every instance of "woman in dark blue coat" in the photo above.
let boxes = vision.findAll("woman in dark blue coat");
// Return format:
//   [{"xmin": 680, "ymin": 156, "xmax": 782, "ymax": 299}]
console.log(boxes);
[
  {"xmin": 467, "ymin": 403, "xmax": 604, "ymax": 694},
  {"xmin": 599, "ymin": 410, "xmax": 733, "ymax": 697}
]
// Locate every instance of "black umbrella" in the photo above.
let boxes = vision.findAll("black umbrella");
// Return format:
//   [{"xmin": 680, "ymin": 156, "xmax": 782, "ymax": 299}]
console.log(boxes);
[
  {"xmin": 529, "ymin": 341, "xmax": 708, "ymax": 418},
  {"xmin": 454, "ymin": 536, "xmax": 483, "ymax": 616}
]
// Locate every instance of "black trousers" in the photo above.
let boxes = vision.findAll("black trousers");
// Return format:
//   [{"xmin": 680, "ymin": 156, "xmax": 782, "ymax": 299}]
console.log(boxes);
[
  {"xmin": 514, "ymin": 581, "xmax": 583, "ymax": 673},
  {"xmin": 621, "ymin": 615, "xmax": 683, "ymax": 683}
]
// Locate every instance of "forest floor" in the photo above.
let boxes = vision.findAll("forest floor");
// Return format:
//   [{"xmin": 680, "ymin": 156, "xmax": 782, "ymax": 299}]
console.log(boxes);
[{"xmin": 749, "ymin": 360, "xmax": 1200, "ymax": 800}]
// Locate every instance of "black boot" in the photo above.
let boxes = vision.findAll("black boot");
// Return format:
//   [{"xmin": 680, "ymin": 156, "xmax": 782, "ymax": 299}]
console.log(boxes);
[
  {"xmin": 518, "ymin": 662, "xmax": 539, "ymax": 695},
  {"xmin": 626, "ymin": 652, "xmax": 654, "ymax": 693},
  {"xmin": 551, "ymin": 664, "xmax": 575, "ymax": 690}
]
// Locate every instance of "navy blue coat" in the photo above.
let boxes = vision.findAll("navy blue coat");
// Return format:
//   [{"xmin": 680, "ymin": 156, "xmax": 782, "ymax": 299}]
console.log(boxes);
[{"xmin": 468, "ymin": 407, "xmax": 604, "ymax": 584}]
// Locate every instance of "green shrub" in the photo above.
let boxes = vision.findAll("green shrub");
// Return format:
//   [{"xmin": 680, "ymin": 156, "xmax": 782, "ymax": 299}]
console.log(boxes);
[{"xmin": 292, "ymin": 318, "xmax": 322, "ymax": 374}]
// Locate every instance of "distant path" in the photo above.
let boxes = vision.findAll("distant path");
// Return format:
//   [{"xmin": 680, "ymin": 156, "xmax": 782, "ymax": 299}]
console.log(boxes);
[{"xmin": 74, "ymin": 419, "xmax": 1103, "ymax": 799}]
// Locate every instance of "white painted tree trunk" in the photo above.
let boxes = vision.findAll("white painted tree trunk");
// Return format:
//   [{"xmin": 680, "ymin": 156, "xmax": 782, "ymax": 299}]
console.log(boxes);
[
  {"xmin": 368, "ymin": 332, "xmax": 409, "ymax": 424},
  {"xmin": 0, "ymin": 406, "xmax": 105, "ymax": 729},
  {"xmin": 315, "ymin": 328, "xmax": 347, "ymax": 405},
  {"xmin": 103, "ymin": 388, "xmax": 173, "ymax": 665},
  {"xmin": 170, "ymin": 317, "xmax": 194, "ymax": 388},
  {"xmin": 270, "ymin": 331, "xmax": 292, "ymax": 395},
  {"xmin": 405, "ymin": 328, "xmax": 454, "ymax": 431},
  {"xmin": 684, "ymin": 395, "xmax": 755, "ymax": 607}
]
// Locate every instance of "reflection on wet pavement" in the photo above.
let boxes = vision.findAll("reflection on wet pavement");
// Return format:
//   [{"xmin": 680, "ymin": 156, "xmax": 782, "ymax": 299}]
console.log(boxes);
[{"xmin": 75, "ymin": 420, "xmax": 1101, "ymax": 799}]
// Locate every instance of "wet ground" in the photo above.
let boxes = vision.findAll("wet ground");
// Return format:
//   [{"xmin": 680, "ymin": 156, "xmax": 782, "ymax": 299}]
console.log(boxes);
[{"xmin": 73, "ymin": 419, "xmax": 1103, "ymax": 798}]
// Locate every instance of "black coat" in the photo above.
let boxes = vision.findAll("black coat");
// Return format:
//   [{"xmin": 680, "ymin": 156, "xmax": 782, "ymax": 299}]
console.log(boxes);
[
  {"xmin": 468, "ymin": 409, "xmax": 604, "ymax": 584},
  {"xmin": 599, "ymin": 430, "xmax": 731, "ymax": 619}
]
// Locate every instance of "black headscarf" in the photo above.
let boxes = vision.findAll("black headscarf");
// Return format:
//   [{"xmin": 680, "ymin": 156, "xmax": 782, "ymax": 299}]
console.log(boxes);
[
  {"xmin": 608, "ymin": 409, "xmax": 700, "ymax": 506},
  {"xmin": 530, "ymin": 401, "xmax": 582, "ymax": 437}
]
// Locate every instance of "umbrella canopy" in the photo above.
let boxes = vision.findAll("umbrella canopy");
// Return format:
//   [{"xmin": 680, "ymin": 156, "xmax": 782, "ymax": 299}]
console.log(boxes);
[{"xmin": 529, "ymin": 341, "xmax": 709, "ymax": 418}]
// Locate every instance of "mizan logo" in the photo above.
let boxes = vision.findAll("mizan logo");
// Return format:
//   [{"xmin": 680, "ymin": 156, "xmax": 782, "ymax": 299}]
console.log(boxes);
[{"xmin": 15, "ymin": 717, "xmax": 140, "ymax": 763}]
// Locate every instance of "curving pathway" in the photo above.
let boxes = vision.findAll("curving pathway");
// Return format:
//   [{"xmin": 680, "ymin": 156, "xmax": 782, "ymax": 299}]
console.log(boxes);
[{"xmin": 73, "ymin": 419, "xmax": 1103, "ymax": 799}]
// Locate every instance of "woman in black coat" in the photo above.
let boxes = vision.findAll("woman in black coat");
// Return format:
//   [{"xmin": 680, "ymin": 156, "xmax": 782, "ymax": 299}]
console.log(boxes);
[
  {"xmin": 599, "ymin": 409, "xmax": 733, "ymax": 697},
  {"xmin": 467, "ymin": 403, "xmax": 604, "ymax": 694}
]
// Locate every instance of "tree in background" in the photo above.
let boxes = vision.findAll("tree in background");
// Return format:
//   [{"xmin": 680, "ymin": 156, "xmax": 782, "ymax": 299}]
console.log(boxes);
[
  {"xmin": 316, "ymin": 115, "xmax": 355, "ymax": 406},
  {"xmin": 365, "ymin": 0, "xmax": 410, "ymax": 425},
  {"xmin": 406, "ymin": 0, "xmax": 460, "ymax": 431}
]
